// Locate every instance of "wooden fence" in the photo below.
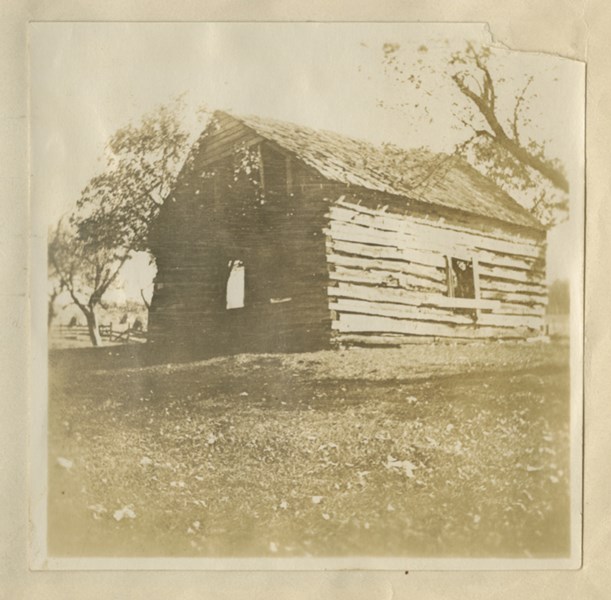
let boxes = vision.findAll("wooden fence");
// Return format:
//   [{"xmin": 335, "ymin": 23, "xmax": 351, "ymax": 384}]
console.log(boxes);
[
  {"xmin": 50, "ymin": 323, "xmax": 147, "ymax": 348},
  {"xmin": 98, "ymin": 323, "xmax": 147, "ymax": 343}
]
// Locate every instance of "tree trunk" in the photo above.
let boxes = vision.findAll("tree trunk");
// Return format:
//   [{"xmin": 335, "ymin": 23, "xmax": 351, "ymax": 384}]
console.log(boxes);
[
  {"xmin": 140, "ymin": 289, "xmax": 151, "ymax": 311},
  {"xmin": 493, "ymin": 131, "xmax": 569, "ymax": 194},
  {"xmin": 85, "ymin": 309, "xmax": 102, "ymax": 347}
]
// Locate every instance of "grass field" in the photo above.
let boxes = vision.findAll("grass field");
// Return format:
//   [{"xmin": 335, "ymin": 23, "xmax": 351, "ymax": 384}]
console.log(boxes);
[{"xmin": 48, "ymin": 341, "xmax": 571, "ymax": 558}]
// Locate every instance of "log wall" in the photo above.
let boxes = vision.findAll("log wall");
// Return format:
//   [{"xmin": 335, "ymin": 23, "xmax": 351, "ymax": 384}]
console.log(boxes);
[
  {"xmin": 325, "ymin": 198, "xmax": 547, "ymax": 345},
  {"xmin": 149, "ymin": 111, "xmax": 548, "ymax": 354}
]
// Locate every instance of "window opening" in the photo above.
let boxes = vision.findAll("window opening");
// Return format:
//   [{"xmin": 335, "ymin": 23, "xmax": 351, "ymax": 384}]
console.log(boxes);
[
  {"xmin": 226, "ymin": 259, "xmax": 245, "ymax": 309},
  {"xmin": 446, "ymin": 257, "xmax": 475, "ymax": 299},
  {"xmin": 446, "ymin": 256, "xmax": 479, "ymax": 318}
]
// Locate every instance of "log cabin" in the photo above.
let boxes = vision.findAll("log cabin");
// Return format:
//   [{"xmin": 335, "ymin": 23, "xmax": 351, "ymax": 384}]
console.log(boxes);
[{"xmin": 147, "ymin": 110, "xmax": 547, "ymax": 354}]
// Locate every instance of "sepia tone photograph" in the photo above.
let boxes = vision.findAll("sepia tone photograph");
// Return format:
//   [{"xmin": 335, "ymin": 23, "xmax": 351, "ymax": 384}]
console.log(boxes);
[{"xmin": 30, "ymin": 22, "xmax": 584, "ymax": 568}]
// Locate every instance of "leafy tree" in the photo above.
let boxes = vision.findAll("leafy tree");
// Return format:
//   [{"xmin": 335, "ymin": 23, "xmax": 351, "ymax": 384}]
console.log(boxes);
[
  {"xmin": 49, "ymin": 98, "xmax": 194, "ymax": 345},
  {"xmin": 48, "ymin": 220, "xmax": 127, "ymax": 345},
  {"xmin": 75, "ymin": 97, "xmax": 192, "ymax": 254},
  {"xmin": 379, "ymin": 41, "xmax": 569, "ymax": 225}
]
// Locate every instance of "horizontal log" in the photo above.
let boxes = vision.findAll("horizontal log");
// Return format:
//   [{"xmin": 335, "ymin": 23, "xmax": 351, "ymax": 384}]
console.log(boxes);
[
  {"xmin": 328, "ymin": 203, "xmax": 543, "ymax": 259},
  {"xmin": 327, "ymin": 237, "xmax": 541, "ymax": 273},
  {"xmin": 332, "ymin": 199, "xmax": 543, "ymax": 252},
  {"xmin": 329, "ymin": 267, "xmax": 447, "ymax": 293},
  {"xmin": 328, "ymin": 282, "xmax": 501, "ymax": 310},
  {"xmin": 324, "ymin": 220, "xmax": 430, "ymax": 249},
  {"xmin": 329, "ymin": 282, "xmax": 440, "ymax": 307},
  {"xmin": 478, "ymin": 264, "xmax": 545, "ymax": 285},
  {"xmin": 431, "ymin": 297, "xmax": 501, "ymax": 310},
  {"xmin": 325, "ymin": 219, "xmax": 542, "ymax": 265},
  {"xmin": 326, "ymin": 252, "xmax": 447, "ymax": 283},
  {"xmin": 324, "ymin": 221, "xmax": 454, "ymax": 257},
  {"xmin": 327, "ymin": 238, "xmax": 447, "ymax": 268},
  {"xmin": 480, "ymin": 290, "xmax": 549, "ymax": 306},
  {"xmin": 479, "ymin": 278, "xmax": 547, "ymax": 296},
  {"xmin": 332, "ymin": 333, "xmax": 434, "ymax": 346},
  {"xmin": 477, "ymin": 312, "xmax": 544, "ymax": 330},
  {"xmin": 329, "ymin": 298, "xmax": 474, "ymax": 325},
  {"xmin": 492, "ymin": 302, "xmax": 546, "ymax": 316},
  {"xmin": 332, "ymin": 313, "xmax": 534, "ymax": 338},
  {"xmin": 333, "ymin": 333, "xmax": 533, "ymax": 346}
]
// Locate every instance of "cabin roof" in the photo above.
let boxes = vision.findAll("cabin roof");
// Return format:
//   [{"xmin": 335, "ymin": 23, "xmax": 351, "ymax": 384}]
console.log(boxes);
[{"xmin": 212, "ymin": 110, "xmax": 543, "ymax": 230}]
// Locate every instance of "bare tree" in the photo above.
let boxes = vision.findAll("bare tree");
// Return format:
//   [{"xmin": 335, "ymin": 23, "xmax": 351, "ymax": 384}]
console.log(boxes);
[{"xmin": 379, "ymin": 41, "xmax": 569, "ymax": 225}]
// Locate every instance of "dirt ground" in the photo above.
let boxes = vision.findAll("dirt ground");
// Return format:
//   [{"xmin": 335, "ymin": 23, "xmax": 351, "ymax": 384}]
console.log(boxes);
[{"xmin": 47, "ymin": 340, "xmax": 572, "ymax": 558}]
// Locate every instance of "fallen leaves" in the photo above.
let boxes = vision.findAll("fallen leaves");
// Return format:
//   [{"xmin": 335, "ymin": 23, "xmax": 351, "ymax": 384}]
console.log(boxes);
[
  {"xmin": 385, "ymin": 455, "xmax": 417, "ymax": 478},
  {"xmin": 57, "ymin": 457, "xmax": 73, "ymax": 470},
  {"xmin": 49, "ymin": 341, "xmax": 569, "ymax": 557},
  {"xmin": 87, "ymin": 503, "xmax": 107, "ymax": 520},
  {"xmin": 187, "ymin": 520, "xmax": 202, "ymax": 534},
  {"xmin": 113, "ymin": 506, "xmax": 136, "ymax": 521},
  {"xmin": 525, "ymin": 465, "xmax": 544, "ymax": 472}
]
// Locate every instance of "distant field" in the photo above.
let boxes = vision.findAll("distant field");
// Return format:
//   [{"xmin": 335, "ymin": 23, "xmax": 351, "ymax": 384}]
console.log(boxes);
[{"xmin": 48, "ymin": 341, "xmax": 571, "ymax": 558}]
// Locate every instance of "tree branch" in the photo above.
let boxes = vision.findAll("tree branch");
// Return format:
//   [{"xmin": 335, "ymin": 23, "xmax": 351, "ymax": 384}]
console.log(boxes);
[
  {"xmin": 511, "ymin": 76, "xmax": 534, "ymax": 145},
  {"xmin": 452, "ymin": 66, "xmax": 569, "ymax": 193},
  {"xmin": 91, "ymin": 253, "xmax": 130, "ymax": 306},
  {"xmin": 140, "ymin": 289, "xmax": 151, "ymax": 310}
]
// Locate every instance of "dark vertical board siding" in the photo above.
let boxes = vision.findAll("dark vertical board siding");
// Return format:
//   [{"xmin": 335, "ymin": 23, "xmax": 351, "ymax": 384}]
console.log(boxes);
[{"xmin": 148, "ymin": 118, "xmax": 333, "ymax": 356}]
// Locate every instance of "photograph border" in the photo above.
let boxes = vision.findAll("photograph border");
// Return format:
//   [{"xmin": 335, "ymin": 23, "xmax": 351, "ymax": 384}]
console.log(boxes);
[
  {"xmin": 3, "ymin": 0, "xmax": 609, "ymax": 597},
  {"xmin": 28, "ymin": 20, "xmax": 584, "ymax": 572}
]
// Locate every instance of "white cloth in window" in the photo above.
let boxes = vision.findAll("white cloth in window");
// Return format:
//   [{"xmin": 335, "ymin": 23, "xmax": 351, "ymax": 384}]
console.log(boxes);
[{"xmin": 226, "ymin": 260, "xmax": 245, "ymax": 309}]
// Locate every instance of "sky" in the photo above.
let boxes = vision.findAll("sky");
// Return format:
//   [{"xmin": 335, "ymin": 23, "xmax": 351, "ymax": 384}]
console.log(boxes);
[{"xmin": 31, "ymin": 22, "xmax": 584, "ymax": 301}]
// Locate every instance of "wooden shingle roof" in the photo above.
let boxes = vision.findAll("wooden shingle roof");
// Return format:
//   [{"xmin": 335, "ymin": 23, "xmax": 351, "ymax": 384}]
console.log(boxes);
[{"xmin": 215, "ymin": 111, "xmax": 544, "ymax": 230}]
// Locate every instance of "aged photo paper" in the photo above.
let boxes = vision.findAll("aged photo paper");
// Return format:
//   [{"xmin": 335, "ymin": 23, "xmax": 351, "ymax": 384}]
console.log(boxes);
[
  {"xmin": 29, "ymin": 21, "xmax": 584, "ymax": 571},
  {"xmin": 2, "ymin": 0, "xmax": 610, "ymax": 597}
]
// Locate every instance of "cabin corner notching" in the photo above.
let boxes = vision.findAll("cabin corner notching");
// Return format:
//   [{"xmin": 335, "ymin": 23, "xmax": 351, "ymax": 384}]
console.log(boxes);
[{"xmin": 147, "ymin": 111, "xmax": 547, "ymax": 354}]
